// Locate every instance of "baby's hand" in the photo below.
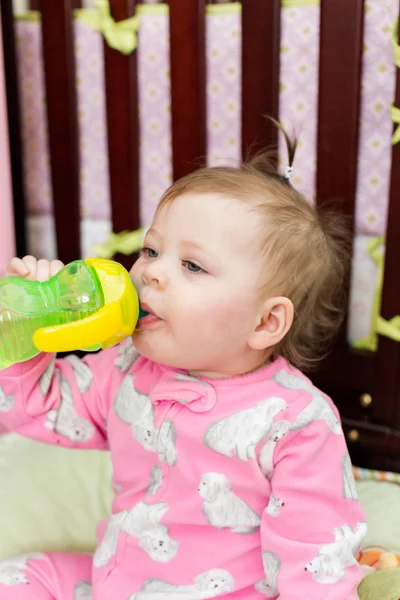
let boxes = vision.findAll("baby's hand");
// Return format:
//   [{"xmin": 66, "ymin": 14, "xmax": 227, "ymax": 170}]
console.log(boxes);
[{"xmin": 5, "ymin": 256, "xmax": 65, "ymax": 282}]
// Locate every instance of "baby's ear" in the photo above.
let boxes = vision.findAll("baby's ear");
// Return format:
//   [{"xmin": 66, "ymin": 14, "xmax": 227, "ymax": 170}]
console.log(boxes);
[{"xmin": 248, "ymin": 297, "xmax": 293, "ymax": 351}]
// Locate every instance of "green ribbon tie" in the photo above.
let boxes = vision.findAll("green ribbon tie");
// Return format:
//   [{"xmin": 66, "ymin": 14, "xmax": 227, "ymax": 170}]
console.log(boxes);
[{"xmin": 75, "ymin": 0, "xmax": 139, "ymax": 55}]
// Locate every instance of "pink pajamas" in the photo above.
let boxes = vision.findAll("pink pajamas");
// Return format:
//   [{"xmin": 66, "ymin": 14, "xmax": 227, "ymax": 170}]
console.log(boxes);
[
  {"xmin": 0, "ymin": 553, "xmax": 92, "ymax": 599},
  {"xmin": 0, "ymin": 339, "xmax": 366, "ymax": 599}
]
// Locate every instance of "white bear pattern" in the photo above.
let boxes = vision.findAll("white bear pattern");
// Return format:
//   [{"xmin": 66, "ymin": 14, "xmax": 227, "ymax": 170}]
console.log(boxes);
[
  {"xmin": 272, "ymin": 370, "xmax": 342, "ymax": 434},
  {"xmin": 128, "ymin": 568, "xmax": 234, "ymax": 599},
  {"xmin": 258, "ymin": 420, "xmax": 291, "ymax": 478},
  {"xmin": 95, "ymin": 502, "xmax": 178, "ymax": 566},
  {"xmin": 121, "ymin": 502, "xmax": 178, "ymax": 563},
  {"xmin": 114, "ymin": 375, "xmax": 177, "ymax": 465},
  {"xmin": 305, "ymin": 522, "xmax": 367, "ymax": 584},
  {"xmin": 157, "ymin": 420, "xmax": 177, "ymax": 465},
  {"xmin": 342, "ymin": 454, "xmax": 359, "ymax": 501},
  {"xmin": 74, "ymin": 580, "xmax": 93, "ymax": 600},
  {"xmin": 266, "ymin": 493, "xmax": 285, "ymax": 518},
  {"xmin": 146, "ymin": 465, "xmax": 163, "ymax": 497},
  {"xmin": 44, "ymin": 374, "xmax": 94, "ymax": 442},
  {"xmin": 93, "ymin": 512, "xmax": 127, "ymax": 568},
  {"xmin": 0, "ymin": 384, "xmax": 13, "ymax": 412},
  {"xmin": 39, "ymin": 357, "xmax": 56, "ymax": 396},
  {"xmin": 114, "ymin": 337, "xmax": 139, "ymax": 373},
  {"xmin": 0, "ymin": 553, "xmax": 43, "ymax": 586},
  {"xmin": 198, "ymin": 473, "xmax": 260, "ymax": 534},
  {"xmin": 255, "ymin": 551, "xmax": 281, "ymax": 597},
  {"xmin": 65, "ymin": 354, "xmax": 93, "ymax": 393},
  {"xmin": 203, "ymin": 397, "xmax": 288, "ymax": 461}
]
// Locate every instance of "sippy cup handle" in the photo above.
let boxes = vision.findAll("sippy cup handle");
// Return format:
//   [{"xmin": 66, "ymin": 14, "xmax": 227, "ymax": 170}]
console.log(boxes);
[{"xmin": 33, "ymin": 301, "xmax": 133, "ymax": 352}]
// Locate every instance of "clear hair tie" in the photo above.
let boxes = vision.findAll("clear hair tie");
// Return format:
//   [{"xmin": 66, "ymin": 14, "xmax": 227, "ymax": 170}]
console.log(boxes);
[{"xmin": 284, "ymin": 165, "xmax": 293, "ymax": 182}]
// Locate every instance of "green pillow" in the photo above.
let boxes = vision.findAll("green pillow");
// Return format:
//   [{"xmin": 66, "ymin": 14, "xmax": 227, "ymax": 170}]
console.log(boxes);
[
  {"xmin": 358, "ymin": 568, "xmax": 400, "ymax": 600},
  {"xmin": 356, "ymin": 480, "xmax": 400, "ymax": 555},
  {"xmin": 0, "ymin": 433, "xmax": 113, "ymax": 560}
]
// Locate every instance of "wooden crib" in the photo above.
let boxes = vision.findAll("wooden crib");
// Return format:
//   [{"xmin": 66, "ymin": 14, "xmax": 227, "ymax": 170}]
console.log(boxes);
[{"xmin": 2, "ymin": 0, "xmax": 400, "ymax": 471}]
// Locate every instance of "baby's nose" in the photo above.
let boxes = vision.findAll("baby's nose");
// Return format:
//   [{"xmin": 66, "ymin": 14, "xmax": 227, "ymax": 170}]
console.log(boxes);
[{"xmin": 143, "ymin": 263, "xmax": 168, "ymax": 289}]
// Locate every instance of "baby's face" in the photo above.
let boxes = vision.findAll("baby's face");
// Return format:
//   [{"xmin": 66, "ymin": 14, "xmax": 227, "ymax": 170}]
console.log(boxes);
[{"xmin": 130, "ymin": 193, "xmax": 265, "ymax": 377}]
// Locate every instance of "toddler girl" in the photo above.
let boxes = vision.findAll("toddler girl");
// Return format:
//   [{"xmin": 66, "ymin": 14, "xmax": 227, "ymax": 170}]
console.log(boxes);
[{"xmin": 0, "ymin": 148, "xmax": 366, "ymax": 599}]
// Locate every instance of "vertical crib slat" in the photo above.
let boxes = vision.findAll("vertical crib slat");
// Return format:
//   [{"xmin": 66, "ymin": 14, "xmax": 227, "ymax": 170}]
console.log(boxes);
[
  {"xmin": 311, "ymin": 0, "xmax": 367, "ymax": 404},
  {"xmin": 376, "ymin": 10, "xmax": 400, "ymax": 425},
  {"xmin": 169, "ymin": 0, "xmax": 206, "ymax": 180},
  {"xmin": 1, "ymin": 0, "xmax": 27, "ymax": 257},
  {"xmin": 241, "ymin": 0, "xmax": 281, "ymax": 158},
  {"xmin": 41, "ymin": 0, "xmax": 81, "ymax": 262},
  {"xmin": 316, "ymin": 0, "xmax": 365, "ymax": 220},
  {"xmin": 104, "ymin": 0, "xmax": 140, "ymax": 269}
]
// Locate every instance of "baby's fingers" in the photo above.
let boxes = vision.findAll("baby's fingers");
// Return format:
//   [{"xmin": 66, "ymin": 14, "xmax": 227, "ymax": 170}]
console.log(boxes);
[
  {"xmin": 5, "ymin": 257, "xmax": 30, "ymax": 278},
  {"xmin": 49, "ymin": 260, "xmax": 64, "ymax": 278},
  {"xmin": 5, "ymin": 256, "xmax": 64, "ymax": 281},
  {"xmin": 34, "ymin": 259, "xmax": 64, "ymax": 282},
  {"xmin": 21, "ymin": 255, "xmax": 42, "ymax": 281}
]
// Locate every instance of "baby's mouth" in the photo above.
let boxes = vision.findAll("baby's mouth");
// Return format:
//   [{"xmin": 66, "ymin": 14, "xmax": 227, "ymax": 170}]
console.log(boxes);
[
  {"xmin": 139, "ymin": 302, "xmax": 159, "ymax": 319},
  {"xmin": 136, "ymin": 302, "xmax": 163, "ymax": 331},
  {"xmin": 138, "ymin": 306, "xmax": 149, "ymax": 319}
]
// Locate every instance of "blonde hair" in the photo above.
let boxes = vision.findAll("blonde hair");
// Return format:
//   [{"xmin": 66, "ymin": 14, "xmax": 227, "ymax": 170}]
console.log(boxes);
[{"xmin": 157, "ymin": 149, "xmax": 350, "ymax": 371}]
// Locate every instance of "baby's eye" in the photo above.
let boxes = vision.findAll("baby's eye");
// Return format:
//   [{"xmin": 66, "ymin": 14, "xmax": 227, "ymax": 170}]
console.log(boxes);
[
  {"xmin": 140, "ymin": 247, "xmax": 158, "ymax": 259},
  {"xmin": 182, "ymin": 260, "xmax": 203, "ymax": 273}
]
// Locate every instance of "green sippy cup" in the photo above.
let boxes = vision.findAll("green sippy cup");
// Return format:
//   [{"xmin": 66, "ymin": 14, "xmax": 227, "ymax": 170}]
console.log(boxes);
[{"xmin": 0, "ymin": 258, "xmax": 144, "ymax": 369}]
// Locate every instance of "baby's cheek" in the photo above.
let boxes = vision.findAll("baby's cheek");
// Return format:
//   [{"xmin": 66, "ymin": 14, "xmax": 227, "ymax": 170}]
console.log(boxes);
[{"xmin": 206, "ymin": 298, "xmax": 252, "ymax": 335}]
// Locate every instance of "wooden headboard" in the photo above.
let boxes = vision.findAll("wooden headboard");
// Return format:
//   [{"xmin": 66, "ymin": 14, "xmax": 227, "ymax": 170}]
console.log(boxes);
[{"xmin": 2, "ymin": 0, "xmax": 400, "ymax": 470}]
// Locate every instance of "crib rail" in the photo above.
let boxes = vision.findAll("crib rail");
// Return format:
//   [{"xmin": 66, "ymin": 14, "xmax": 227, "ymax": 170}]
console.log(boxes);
[
  {"xmin": 41, "ymin": 0, "xmax": 81, "ymax": 263},
  {"xmin": 103, "ymin": 0, "xmax": 140, "ymax": 270},
  {"xmin": 241, "ymin": 0, "xmax": 281, "ymax": 155},
  {"xmin": 312, "ymin": 0, "xmax": 368, "ymax": 407},
  {"xmin": 170, "ymin": 0, "xmax": 206, "ymax": 180},
  {"xmin": 0, "ymin": 0, "xmax": 26, "ymax": 258},
  {"xmin": 376, "ymin": 18, "xmax": 400, "ymax": 426}
]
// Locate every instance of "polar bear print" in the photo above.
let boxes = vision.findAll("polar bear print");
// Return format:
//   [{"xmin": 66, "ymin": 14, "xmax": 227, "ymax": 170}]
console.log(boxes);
[
  {"xmin": 273, "ymin": 370, "xmax": 314, "ymax": 393},
  {"xmin": 273, "ymin": 370, "xmax": 342, "ymax": 434},
  {"xmin": 0, "ymin": 384, "xmax": 13, "ymax": 412},
  {"xmin": 204, "ymin": 397, "xmax": 288, "ymax": 461},
  {"xmin": 255, "ymin": 551, "xmax": 281, "ymax": 597},
  {"xmin": 139, "ymin": 525, "xmax": 179, "ymax": 563},
  {"xmin": 146, "ymin": 465, "xmax": 163, "ymax": 497},
  {"xmin": 129, "ymin": 568, "xmax": 234, "ymax": 599},
  {"xmin": 157, "ymin": 419, "xmax": 177, "ymax": 466},
  {"xmin": 114, "ymin": 375, "xmax": 178, "ymax": 465},
  {"xmin": 121, "ymin": 501, "xmax": 169, "ymax": 537},
  {"xmin": 44, "ymin": 375, "xmax": 94, "ymax": 442},
  {"xmin": 342, "ymin": 454, "xmax": 358, "ymax": 501},
  {"xmin": 121, "ymin": 502, "xmax": 178, "ymax": 563},
  {"xmin": 74, "ymin": 580, "xmax": 93, "ymax": 600},
  {"xmin": 93, "ymin": 512, "xmax": 127, "ymax": 568},
  {"xmin": 198, "ymin": 473, "xmax": 260, "ymax": 534},
  {"xmin": 266, "ymin": 493, "xmax": 285, "ymax": 517},
  {"xmin": 132, "ymin": 409, "xmax": 158, "ymax": 453},
  {"xmin": 39, "ymin": 357, "xmax": 56, "ymax": 396},
  {"xmin": 65, "ymin": 354, "xmax": 93, "ymax": 393},
  {"xmin": 305, "ymin": 522, "xmax": 367, "ymax": 584},
  {"xmin": 114, "ymin": 337, "xmax": 139, "ymax": 373},
  {"xmin": 113, "ymin": 375, "xmax": 153, "ymax": 432},
  {"xmin": 0, "ymin": 553, "xmax": 43, "ymax": 586},
  {"xmin": 258, "ymin": 420, "xmax": 291, "ymax": 478}
]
